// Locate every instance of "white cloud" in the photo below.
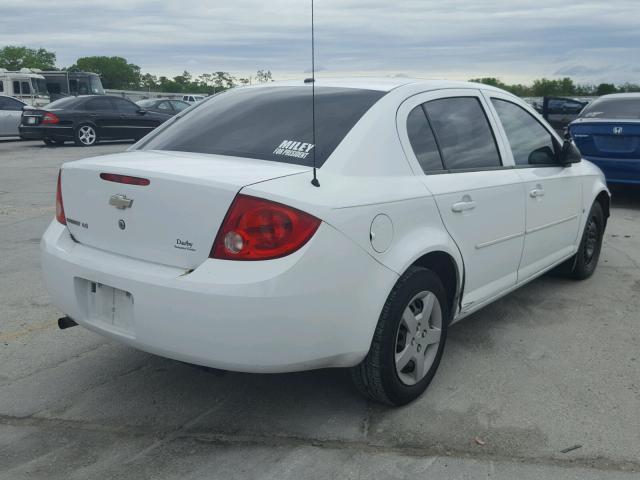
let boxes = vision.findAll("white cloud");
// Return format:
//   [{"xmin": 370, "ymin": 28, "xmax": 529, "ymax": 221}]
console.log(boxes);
[{"xmin": 1, "ymin": 0, "xmax": 639, "ymax": 83}]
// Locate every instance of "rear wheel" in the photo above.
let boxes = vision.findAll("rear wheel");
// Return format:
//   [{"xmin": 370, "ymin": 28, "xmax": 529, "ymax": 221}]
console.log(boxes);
[
  {"xmin": 351, "ymin": 266, "xmax": 449, "ymax": 406},
  {"xmin": 74, "ymin": 124, "xmax": 98, "ymax": 147},
  {"xmin": 568, "ymin": 202, "xmax": 605, "ymax": 280}
]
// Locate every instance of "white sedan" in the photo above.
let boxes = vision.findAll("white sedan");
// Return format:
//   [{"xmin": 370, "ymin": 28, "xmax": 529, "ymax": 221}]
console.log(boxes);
[
  {"xmin": 0, "ymin": 95, "xmax": 27, "ymax": 137},
  {"xmin": 41, "ymin": 79, "xmax": 610, "ymax": 405}
]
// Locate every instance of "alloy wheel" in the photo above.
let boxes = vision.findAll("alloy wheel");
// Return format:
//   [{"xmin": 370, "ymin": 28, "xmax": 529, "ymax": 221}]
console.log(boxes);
[
  {"xmin": 78, "ymin": 126, "xmax": 96, "ymax": 145},
  {"xmin": 394, "ymin": 290, "xmax": 442, "ymax": 386}
]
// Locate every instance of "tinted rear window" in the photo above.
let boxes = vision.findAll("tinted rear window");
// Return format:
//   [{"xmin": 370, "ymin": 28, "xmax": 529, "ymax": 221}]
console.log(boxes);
[
  {"xmin": 139, "ymin": 86, "xmax": 386, "ymax": 167},
  {"xmin": 45, "ymin": 97, "xmax": 82, "ymax": 110},
  {"xmin": 580, "ymin": 97, "xmax": 640, "ymax": 120}
]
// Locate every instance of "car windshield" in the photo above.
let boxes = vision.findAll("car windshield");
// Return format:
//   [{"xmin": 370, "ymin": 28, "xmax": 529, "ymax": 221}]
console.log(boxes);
[
  {"xmin": 89, "ymin": 75, "xmax": 105, "ymax": 94},
  {"xmin": 32, "ymin": 78, "xmax": 48, "ymax": 96},
  {"xmin": 138, "ymin": 86, "xmax": 385, "ymax": 167},
  {"xmin": 579, "ymin": 97, "xmax": 640, "ymax": 120}
]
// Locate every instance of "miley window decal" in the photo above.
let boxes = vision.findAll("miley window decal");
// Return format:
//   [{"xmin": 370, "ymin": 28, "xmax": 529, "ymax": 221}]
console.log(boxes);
[{"xmin": 273, "ymin": 140, "xmax": 315, "ymax": 159}]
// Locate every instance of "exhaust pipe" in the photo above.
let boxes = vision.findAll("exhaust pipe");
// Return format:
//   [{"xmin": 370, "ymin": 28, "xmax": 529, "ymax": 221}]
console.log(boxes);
[{"xmin": 58, "ymin": 316, "xmax": 78, "ymax": 330}]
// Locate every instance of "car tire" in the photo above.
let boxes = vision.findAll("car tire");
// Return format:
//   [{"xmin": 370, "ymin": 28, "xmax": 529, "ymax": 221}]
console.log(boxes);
[
  {"xmin": 351, "ymin": 266, "xmax": 449, "ymax": 406},
  {"xmin": 74, "ymin": 124, "xmax": 98, "ymax": 147},
  {"xmin": 567, "ymin": 201, "xmax": 605, "ymax": 280}
]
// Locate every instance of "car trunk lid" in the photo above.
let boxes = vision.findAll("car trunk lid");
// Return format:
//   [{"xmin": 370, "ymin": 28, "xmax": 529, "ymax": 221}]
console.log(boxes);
[
  {"xmin": 61, "ymin": 150, "xmax": 309, "ymax": 269},
  {"xmin": 570, "ymin": 120, "xmax": 640, "ymax": 159}
]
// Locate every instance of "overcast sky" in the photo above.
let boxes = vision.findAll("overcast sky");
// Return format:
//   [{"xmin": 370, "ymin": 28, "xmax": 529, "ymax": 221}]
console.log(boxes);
[{"xmin": 2, "ymin": 0, "xmax": 639, "ymax": 84}]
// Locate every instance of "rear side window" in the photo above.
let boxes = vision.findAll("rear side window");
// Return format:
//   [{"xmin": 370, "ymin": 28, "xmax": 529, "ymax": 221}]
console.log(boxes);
[
  {"xmin": 492, "ymin": 99, "xmax": 557, "ymax": 166},
  {"xmin": 406, "ymin": 105, "xmax": 443, "ymax": 172},
  {"xmin": 140, "ymin": 86, "xmax": 386, "ymax": 167},
  {"xmin": 0, "ymin": 96, "xmax": 24, "ymax": 111},
  {"xmin": 580, "ymin": 97, "xmax": 640, "ymax": 120},
  {"xmin": 47, "ymin": 97, "xmax": 82, "ymax": 110},
  {"xmin": 424, "ymin": 97, "xmax": 501, "ymax": 170},
  {"xmin": 85, "ymin": 98, "xmax": 112, "ymax": 111}
]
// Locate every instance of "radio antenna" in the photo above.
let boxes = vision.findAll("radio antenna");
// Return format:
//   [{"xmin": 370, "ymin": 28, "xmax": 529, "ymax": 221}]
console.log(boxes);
[{"xmin": 309, "ymin": 0, "xmax": 320, "ymax": 187}]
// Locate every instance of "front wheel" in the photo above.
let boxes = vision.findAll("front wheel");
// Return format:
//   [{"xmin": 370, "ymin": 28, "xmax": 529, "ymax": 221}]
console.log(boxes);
[
  {"xmin": 74, "ymin": 124, "xmax": 98, "ymax": 147},
  {"xmin": 351, "ymin": 266, "xmax": 449, "ymax": 406},
  {"xmin": 567, "ymin": 202, "xmax": 605, "ymax": 280}
]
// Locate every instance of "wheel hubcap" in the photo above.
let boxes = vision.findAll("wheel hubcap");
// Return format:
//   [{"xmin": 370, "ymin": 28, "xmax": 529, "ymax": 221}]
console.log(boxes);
[
  {"xmin": 79, "ymin": 126, "xmax": 96, "ymax": 145},
  {"xmin": 584, "ymin": 217, "xmax": 599, "ymax": 263},
  {"xmin": 394, "ymin": 290, "xmax": 442, "ymax": 386}
]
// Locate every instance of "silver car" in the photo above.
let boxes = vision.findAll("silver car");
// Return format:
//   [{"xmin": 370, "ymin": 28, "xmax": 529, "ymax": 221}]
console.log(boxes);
[{"xmin": 0, "ymin": 96, "xmax": 27, "ymax": 138}]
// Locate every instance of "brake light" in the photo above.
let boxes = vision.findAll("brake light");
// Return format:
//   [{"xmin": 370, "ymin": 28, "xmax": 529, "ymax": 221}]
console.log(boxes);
[
  {"xmin": 211, "ymin": 194, "xmax": 321, "ymax": 260},
  {"xmin": 42, "ymin": 112, "xmax": 60, "ymax": 125},
  {"xmin": 100, "ymin": 173, "xmax": 151, "ymax": 186},
  {"xmin": 55, "ymin": 170, "xmax": 66, "ymax": 225}
]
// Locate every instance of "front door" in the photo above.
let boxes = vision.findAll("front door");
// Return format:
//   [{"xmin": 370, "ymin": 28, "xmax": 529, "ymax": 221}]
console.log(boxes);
[
  {"xmin": 398, "ymin": 90, "xmax": 526, "ymax": 312},
  {"xmin": 486, "ymin": 93, "xmax": 582, "ymax": 281}
]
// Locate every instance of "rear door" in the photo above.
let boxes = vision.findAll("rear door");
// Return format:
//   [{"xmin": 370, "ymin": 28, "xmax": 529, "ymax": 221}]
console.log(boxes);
[
  {"xmin": 398, "ymin": 89, "xmax": 526, "ymax": 312},
  {"xmin": 85, "ymin": 97, "xmax": 119, "ymax": 138},
  {"xmin": 487, "ymin": 92, "xmax": 582, "ymax": 281},
  {"xmin": 0, "ymin": 96, "xmax": 24, "ymax": 136}
]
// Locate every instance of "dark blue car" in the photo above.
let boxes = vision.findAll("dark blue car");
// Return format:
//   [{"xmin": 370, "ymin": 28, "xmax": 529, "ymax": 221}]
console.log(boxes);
[{"xmin": 569, "ymin": 93, "xmax": 640, "ymax": 185}]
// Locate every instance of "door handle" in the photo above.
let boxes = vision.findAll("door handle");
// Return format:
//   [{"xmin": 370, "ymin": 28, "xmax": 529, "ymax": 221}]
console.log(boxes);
[
  {"xmin": 452, "ymin": 197, "xmax": 477, "ymax": 212},
  {"xmin": 530, "ymin": 188, "xmax": 545, "ymax": 198}
]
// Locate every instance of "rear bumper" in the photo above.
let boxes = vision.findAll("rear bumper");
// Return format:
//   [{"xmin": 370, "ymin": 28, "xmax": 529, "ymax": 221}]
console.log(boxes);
[
  {"xmin": 41, "ymin": 221, "xmax": 397, "ymax": 373},
  {"xmin": 19, "ymin": 125, "xmax": 74, "ymax": 141},
  {"xmin": 584, "ymin": 155, "xmax": 640, "ymax": 185}
]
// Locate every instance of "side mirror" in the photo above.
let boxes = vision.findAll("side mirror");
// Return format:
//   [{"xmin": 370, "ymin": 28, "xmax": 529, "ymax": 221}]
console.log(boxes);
[
  {"xmin": 137, "ymin": 108, "xmax": 147, "ymax": 115},
  {"xmin": 559, "ymin": 139, "xmax": 582, "ymax": 166},
  {"xmin": 529, "ymin": 146, "xmax": 556, "ymax": 165}
]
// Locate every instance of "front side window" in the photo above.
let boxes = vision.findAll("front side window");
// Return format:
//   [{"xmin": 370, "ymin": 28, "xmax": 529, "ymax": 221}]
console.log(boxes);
[
  {"xmin": 170, "ymin": 100, "xmax": 189, "ymax": 112},
  {"xmin": 111, "ymin": 97, "xmax": 138, "ymax": 113},
  {"xmin": 21, "ymin": 81, "xmax": 31, "ymax": 94},
  {"xmin": 157, "ymin": 101, "xmax": 172, "ymax": 111},
  {"xmin": 492, "ymin": 98, "xmax": 557, "ymax": 166},
  {"xmin": 424, "ymin": 97, "xmax": 501, "ymax": 170},
  {"xmin": 139, "ymin": 86, "xmax": 385, "ymax": 167},
  {"xmin": 406, "ymin": 105, "xmax": 443, "ymax": 172}
]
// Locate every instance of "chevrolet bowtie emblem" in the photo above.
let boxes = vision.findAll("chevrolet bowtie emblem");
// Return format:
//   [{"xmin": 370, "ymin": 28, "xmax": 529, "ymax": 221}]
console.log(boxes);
[{"xmin": 109, "ymin": 194, "xmax": 134, "ymax": 209}]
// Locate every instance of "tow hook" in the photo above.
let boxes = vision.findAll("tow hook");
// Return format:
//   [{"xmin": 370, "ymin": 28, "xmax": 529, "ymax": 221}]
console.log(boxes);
[{"xmin": 58, "ymin": 316, "xmax": 78, "ymax": 330}]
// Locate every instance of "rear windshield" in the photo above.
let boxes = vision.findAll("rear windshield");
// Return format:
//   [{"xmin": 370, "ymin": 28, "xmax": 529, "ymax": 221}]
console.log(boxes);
[
  {"xmin": 580, "ymin": 97, "xmax": 640, "ymax": 120},
  {"xmin": 45, "ymin": 97, "xmax": 81, "ymax": 109},
  {"xmin": 138, "ymin": 86, "xmax": 386, "ymax": 167},
  {"xmin": 136, "ymin": 99, "xmax": 156, "ymax": 107}
]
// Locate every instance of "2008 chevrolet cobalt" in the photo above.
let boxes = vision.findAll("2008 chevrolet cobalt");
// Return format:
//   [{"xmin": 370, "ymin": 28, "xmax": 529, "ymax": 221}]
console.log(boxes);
[{"xmin": 41, "ymin": 79, "xmax": 610, "ymax": 405}]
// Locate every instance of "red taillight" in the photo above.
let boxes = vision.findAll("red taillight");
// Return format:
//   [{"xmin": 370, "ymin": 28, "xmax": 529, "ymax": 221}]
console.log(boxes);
[
  {"xmin": 55, "ymin": 170, "xmax": 66, "ymax": 225},
  {"xmin": 42, "ymin": 112, "xmax": 60, "ymax": 125},
  {"xmin": 211, "ymin": 194, "xmax": 321, "ymax": 261},
  {"xmin": 99, "ymin": 173, "xmax": 150, "ymax": 186}
]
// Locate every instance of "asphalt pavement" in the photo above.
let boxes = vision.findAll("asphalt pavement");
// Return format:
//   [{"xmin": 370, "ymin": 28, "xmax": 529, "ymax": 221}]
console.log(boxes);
[{"xmin": 1, "ymin": 139, "xmax": 639, "ymax": 479}]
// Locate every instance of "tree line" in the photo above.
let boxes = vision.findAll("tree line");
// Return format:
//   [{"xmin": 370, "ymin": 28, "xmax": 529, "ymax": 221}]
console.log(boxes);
[
  {"xmin": 2, "ymin": 45, "xmax": 639, "ymax": 96},
  {"xmin": 0, "ymin": 46, "xmax": 272, "ymax": 94}
]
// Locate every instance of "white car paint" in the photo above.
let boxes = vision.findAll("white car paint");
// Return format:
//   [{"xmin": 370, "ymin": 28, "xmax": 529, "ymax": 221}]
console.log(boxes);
[
  {"xmin": 41, "ymin": 78, "xmax": 609, "ymax": 374},
  {"xmin": 0, "ymin": 95, "xmax": 26, "ymax": 137}
]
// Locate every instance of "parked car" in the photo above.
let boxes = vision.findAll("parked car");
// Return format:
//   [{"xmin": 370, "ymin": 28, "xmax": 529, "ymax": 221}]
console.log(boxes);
[
  {"xmin": 136, "ymin": 98, "xmax": 190, "ymax": 115},
  {"xmin": 42, "ymin": 79, "xmax": 609, "ymax": 405},
  {"xmin": 569, "ymin": 93, "xmax": 640, "ymax": 185},
  {"xmin": 0, "ymin": 69, "xmax": 50, "ymax": 107},
  {"xmin": 540, "ymin": 96, "xmax": 589, "ymax": 134},
  {"xmin": 182, "ymin": 94, "xmax": 206, "ymax": 104},
  {"xmin": 0, "ymin": 95, "xmax": 28, "ymax": 138},
  {"xmin": 19, "ymin": 95, "xmax": 172, "ymax": 146}
]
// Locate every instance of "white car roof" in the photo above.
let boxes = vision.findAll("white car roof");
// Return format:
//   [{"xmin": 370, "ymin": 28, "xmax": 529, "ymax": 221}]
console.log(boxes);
[{"xmin": 248, "ymin": 77, "xmax": 504, "ymax": 93}]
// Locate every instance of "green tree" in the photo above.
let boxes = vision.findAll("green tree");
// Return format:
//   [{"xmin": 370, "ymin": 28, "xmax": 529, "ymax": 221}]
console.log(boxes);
[
  {"xmin": 256, "ymin": 69, "xmax": 273, "ymax": 83},
  {"xmin": 596, "ymin": 83, "xmax": 617, "ymax": 95},
  {"xmin": 0, "ymin": 46, "xmax": 56, "ymax": 70},
  {"xmin": 71, "ymin": 56, "xmax": 141, "ymax": 89}
]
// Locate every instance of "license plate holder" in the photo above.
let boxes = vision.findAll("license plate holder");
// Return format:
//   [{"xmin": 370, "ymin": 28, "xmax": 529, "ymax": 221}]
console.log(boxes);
[
  {"xmin": 26, "ymin": 116, "xmax": 37, "ymax": 125},
  {"xmin": 86, "ymin": 281, "xmax": 135, "ymax": 335}
]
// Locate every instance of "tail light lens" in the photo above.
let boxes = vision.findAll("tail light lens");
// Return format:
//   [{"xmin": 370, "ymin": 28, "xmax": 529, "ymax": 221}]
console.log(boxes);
[
  {"xmin": 211, "ymin": 194, "xmax": 321, "ymax": 260},
  {"xmin": 55, "ymin": 170, "xmax": 66, "ymax": 225},
  {"xmin": 42, "ymin": 112, "xmax": 60, "ymax": 125}
]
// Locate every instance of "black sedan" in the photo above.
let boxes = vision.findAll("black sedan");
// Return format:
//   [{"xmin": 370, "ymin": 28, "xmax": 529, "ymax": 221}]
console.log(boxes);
[
  {"xmin": 135, "ymin": 98, "xmax": 191, "ymax": 115},
  {"xmin": 19, "ymin": 95, "xmax": 172, "ymax": 146}
]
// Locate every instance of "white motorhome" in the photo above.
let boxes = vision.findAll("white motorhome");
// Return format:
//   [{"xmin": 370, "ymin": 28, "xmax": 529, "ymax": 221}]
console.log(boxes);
[{"xmin": 0, "ymin": 68, "xmax": 50, "ymax": 107}]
